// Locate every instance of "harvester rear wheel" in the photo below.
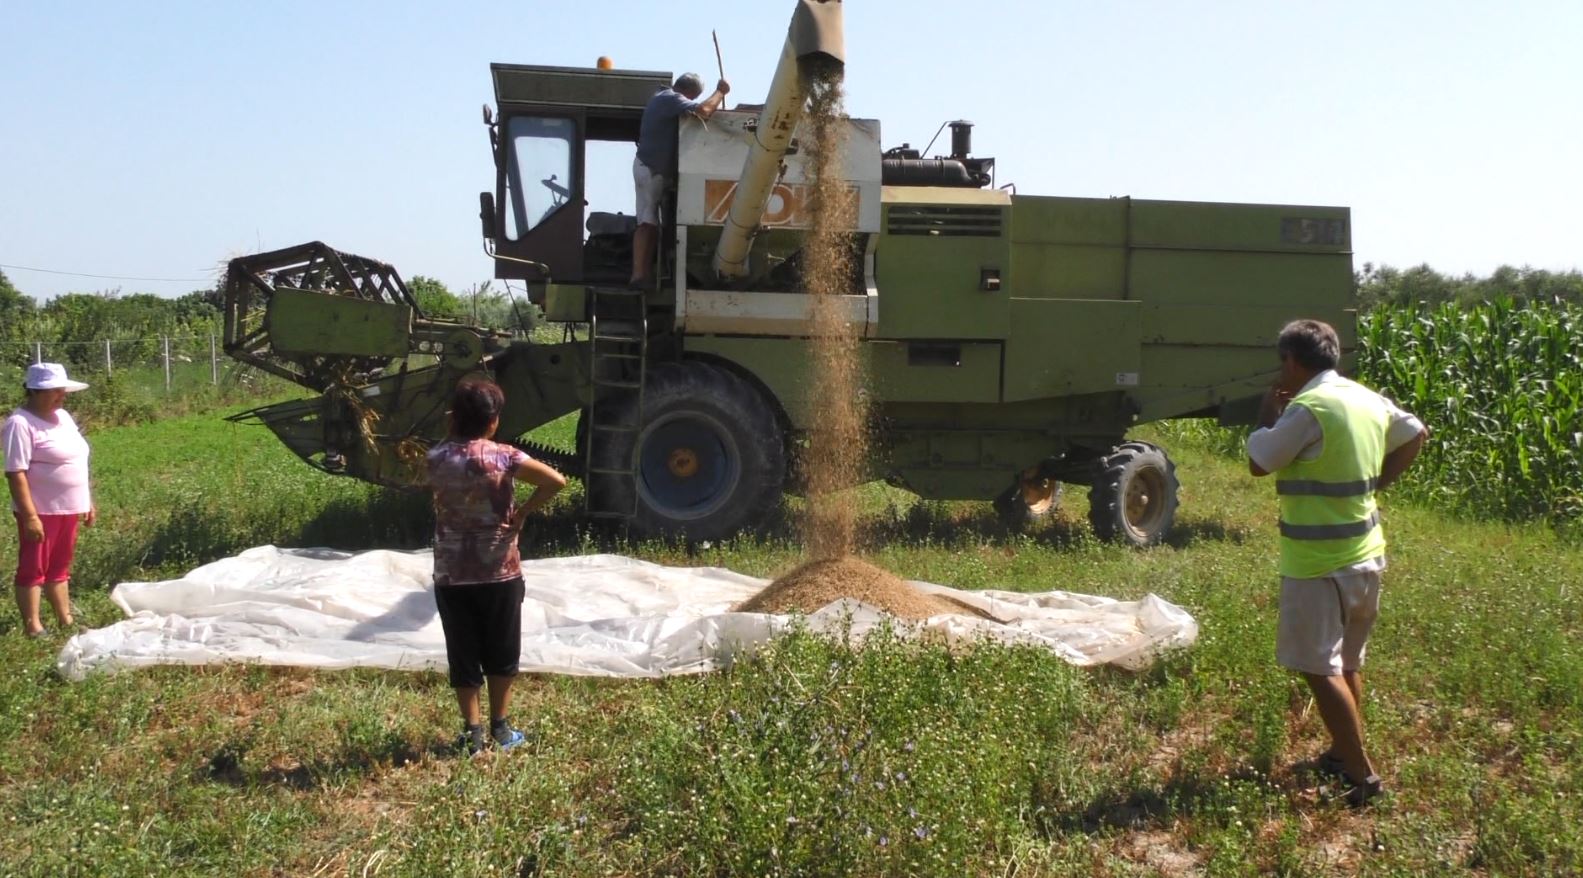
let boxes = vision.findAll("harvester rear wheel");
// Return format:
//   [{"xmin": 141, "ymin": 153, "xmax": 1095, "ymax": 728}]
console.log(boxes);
[
  {"xmin": 592, "ymin": 362, "xmax": 785, "ymax": 541},
  {"xmin": 1087, "ymin": 441, "xmax": 1179, "ymax": 547}
]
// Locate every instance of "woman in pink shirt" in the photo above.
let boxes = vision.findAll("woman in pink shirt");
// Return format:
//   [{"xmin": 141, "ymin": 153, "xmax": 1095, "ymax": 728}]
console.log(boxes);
[
  {"xmin": 3, "ymin": 363, "xmax": 97, "ymax": 637},
  {"xmin": 427, "ymin": 376, "xmax": 565, "ymax": 753}
]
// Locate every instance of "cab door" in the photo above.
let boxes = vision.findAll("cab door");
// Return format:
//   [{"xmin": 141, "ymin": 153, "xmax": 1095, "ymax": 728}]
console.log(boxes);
[{"xmin": 499, "ymin": 112, "xmax": 585, "ymax": 282}]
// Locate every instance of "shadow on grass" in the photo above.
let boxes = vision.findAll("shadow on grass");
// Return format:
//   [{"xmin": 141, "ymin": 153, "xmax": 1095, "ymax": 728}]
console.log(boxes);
[
  {"xmin": 1162, "ymin": 517, "xmax": 1253, "ymax": 549},
  {"xmin": 206, "ymin": 736, "xmax": 444, "ymax": 792},
  {"xmin": 1034, "ymin": 766, "xmax": 1276, "ymax": 835},
  {"xmin": 512, "ymin": 491, "xmax": 1253, "ymax": 557},
  {"xmin": 289, "ymin": 489, "xmax": 435, "ymax": 551},
  {"xmin": 112, "ymin": 480, "xmax": 1251, "ymax": 586}
]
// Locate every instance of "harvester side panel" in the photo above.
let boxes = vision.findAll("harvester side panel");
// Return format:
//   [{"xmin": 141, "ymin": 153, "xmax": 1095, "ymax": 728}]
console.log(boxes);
[
  {"xmin": 685, "ymin": 336, "xmax": 1002, "ymax": 432},
  {"xmin": 1005, "ymin": 196, "xmax": 1127, "ymax": 301},
  {"xmin": 1122, "ymin": 200, "xmax": 1354, "ymax": 423},
  {"xmin": 871, "ymin": 188, "xmax": 1011, "ymax": 339},
  {"xmin": 1001, "ymin": 299, "xmax": 1140, "ymax": 401},
  {"xmin": 991, "ymin": 195, "xmax": 1353, "ymax": 423}
]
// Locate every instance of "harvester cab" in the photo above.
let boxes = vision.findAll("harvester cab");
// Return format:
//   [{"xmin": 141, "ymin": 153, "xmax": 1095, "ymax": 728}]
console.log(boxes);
[
  {"xmin": 480, "ymin": 64, "xmax": 672, "ymax": 287},
  {"xmin": 225, "ymin": 0, "xmax": 1358, "ymax": 546}
]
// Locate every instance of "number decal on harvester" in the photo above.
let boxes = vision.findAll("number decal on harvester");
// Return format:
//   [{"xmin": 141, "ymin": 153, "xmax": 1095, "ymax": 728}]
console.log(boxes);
[
  {"xmin": 1280, "ymin": 217, "xmax": 1348, "ymax": 246},
  {"xmin": 704, "ymin": 179, "xmax": 859, "ymax": 227}
]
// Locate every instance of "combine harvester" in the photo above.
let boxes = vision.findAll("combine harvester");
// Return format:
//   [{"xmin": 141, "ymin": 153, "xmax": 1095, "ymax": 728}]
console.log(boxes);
[{"xmin": 224, "ymin": 0, "xmax": 1356, "ymax": 546}]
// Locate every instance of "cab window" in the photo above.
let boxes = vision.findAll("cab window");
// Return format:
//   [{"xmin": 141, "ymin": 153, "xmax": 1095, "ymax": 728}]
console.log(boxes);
[{"xmin": 503, "ymin": 116, "xmax": 576, "ymax": 240}]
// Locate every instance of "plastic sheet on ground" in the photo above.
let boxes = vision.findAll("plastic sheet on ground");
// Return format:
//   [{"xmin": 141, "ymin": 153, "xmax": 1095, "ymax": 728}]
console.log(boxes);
[{"xmin": 57, "ymin": 547, "xmax": 1197, "ymax": 681}]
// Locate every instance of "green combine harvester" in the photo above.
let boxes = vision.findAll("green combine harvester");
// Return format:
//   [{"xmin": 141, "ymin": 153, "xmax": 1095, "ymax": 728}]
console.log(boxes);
[{"xmin": 224, "ymin": 0, "xmax": 1355, "ymax": 546}]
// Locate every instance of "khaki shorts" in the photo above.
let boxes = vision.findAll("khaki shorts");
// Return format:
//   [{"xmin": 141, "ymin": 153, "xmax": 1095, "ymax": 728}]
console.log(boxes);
[
  {"xmin": 633, "ymin": 156, "xmax": 666, "ymax": 226},
  {"xmin": 1276, "ymin": 569, "xmax": 1382, "ymax": 676}
]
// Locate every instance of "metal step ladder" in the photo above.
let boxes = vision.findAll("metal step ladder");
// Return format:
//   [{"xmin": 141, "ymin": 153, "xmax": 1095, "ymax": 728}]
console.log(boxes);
[{"xmin": 583, "ymin": 286, "xmax": 648, "ymax": 520}]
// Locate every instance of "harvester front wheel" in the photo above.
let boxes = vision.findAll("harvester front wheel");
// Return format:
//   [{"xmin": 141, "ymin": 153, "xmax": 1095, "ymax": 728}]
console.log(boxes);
[
  {"xmin": 595, "ymin": 362, "xmax": 785, "ymax": 541},
  {"xmin": 993, "ymin": 470, "xmax": 1063, "ymax": 529},
  {"xmin": 1087, "ymin": 442, "xmax": 1179, "ymax": 547}
]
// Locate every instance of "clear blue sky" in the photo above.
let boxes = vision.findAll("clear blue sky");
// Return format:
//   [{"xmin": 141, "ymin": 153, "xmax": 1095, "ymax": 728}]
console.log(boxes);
[{"xmin": 3, "ymin": 0, "xmax": 1579, "ymax": 301}]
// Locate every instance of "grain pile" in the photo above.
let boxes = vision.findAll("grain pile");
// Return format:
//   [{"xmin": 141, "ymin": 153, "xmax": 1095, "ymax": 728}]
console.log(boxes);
[{"xmin": 737, "ymin": 557, "xmax": 969, "ymax": 620}]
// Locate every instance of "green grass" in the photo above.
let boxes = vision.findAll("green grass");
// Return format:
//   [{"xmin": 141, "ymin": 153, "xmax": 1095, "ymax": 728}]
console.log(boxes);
[{"xmin": 0, "ymin": 412, "xmax": 1580, "ymax": 875}]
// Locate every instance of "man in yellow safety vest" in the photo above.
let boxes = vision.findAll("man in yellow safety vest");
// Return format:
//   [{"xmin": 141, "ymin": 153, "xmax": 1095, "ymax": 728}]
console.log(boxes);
[{"xmin": 1248, "ymin": 319, "xmax": 1428, "ymax": 807}]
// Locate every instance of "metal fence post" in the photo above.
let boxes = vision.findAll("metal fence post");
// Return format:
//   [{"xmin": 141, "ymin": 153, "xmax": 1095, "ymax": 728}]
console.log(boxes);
[
  {"xmin": 33, "ymin": 342, "xmax": 41, "ymax": 364},
  {"xmin": 210, "ymin": 334, "xmax": 218, "ymax": 385},
  {"xmin": 163, "ymin": 335, "xmax": 172, "ymax": 392},
  {"xmin": 105, "ymin": 339, "xmax": 113, "ymax": 377}
]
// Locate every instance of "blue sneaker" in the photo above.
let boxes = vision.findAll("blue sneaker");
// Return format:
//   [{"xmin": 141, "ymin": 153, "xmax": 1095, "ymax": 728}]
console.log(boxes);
[{"xmin": 490, "ymin": 719, "xmax": 526, "ymax": 751}]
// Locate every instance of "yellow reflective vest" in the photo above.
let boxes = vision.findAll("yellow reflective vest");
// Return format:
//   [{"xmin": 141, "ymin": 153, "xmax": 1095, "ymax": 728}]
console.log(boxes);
[{"xmin": 1276, "ymin": 377, "xmax": 1391, "ymax": 578}]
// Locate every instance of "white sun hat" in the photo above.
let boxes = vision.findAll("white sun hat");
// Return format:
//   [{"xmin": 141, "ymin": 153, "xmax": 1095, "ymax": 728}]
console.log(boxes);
[{"xmin": 24, "ymin": 362, "xmax": 90, "ymax": 392}]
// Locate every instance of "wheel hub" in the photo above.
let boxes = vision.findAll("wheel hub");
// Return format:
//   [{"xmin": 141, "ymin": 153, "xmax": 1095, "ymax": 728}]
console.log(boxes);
[
  {"xmin": 667, "ymin": 447, "xmax": 700, "ymax": 478},
  {"xmin": 636, "ymin": 413, "xmax": 741, "ymax": 520},
  {"xmin": 1019, "ymin": 475, "xmax": 1058, "ymax": 515},
  {"xmin": 1124, "ymin": 469, "xmax": 1166, "ymax": 536}
]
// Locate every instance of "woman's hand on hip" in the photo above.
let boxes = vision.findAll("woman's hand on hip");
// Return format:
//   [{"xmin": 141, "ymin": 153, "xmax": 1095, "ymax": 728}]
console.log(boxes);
[{"xmin": 20, "ymin": 515, "xmax": 45, "ymax": 543}]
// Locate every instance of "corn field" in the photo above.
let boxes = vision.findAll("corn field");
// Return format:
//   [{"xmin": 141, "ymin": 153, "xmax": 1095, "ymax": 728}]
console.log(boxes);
[{"xmin": 1358, "ymin": 297, "xmax": 1583, "ymax": 522}]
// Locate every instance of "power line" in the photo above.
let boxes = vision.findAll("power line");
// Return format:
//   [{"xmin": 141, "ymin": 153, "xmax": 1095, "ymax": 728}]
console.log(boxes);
[{"xmin": 0, "ymin": 263, "xmax": 212, "ymax": 284}]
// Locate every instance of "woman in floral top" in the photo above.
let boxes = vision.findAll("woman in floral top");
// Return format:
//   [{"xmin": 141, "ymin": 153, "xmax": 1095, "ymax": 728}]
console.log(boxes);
[{"xmin": 427, "ymin": 376, "xmax": 565, "ymax": 753}]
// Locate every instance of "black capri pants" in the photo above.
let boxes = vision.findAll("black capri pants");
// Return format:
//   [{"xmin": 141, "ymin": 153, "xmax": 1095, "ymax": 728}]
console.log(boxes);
[{"xmin": 433, "ymin": 577, "xmax": 525, "ymax": 688}]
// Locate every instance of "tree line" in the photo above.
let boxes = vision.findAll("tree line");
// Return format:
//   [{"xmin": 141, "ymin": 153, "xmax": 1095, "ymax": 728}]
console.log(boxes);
[
  {"xmin": 0, "ymin": 270, "xmax": 535, "ymax": 358},
  {"xmin": 1356, "ymin": 263, "xmax": 1583, "ymax": 308}
]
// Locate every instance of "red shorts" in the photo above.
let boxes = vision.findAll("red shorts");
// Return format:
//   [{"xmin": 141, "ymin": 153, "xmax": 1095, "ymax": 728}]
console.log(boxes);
[{"xmin": 14, "ymin": 513, "xmax": 80, "ymax": 588}]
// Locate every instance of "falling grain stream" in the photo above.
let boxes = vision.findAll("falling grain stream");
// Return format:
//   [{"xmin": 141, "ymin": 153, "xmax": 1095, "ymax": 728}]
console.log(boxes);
[{"xmin": 742, "ymin": 70, "xmax": 983, "ymax": 621}]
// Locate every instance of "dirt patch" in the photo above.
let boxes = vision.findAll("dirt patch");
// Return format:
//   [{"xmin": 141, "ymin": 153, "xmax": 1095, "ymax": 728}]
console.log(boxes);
[
  {"xmin": 737, "ymin": 556, "xmax": 971, "ymax": 620},
  {"xmin": 1120, "ymin": 828, "xmax": 1205, "ymax": 876}
]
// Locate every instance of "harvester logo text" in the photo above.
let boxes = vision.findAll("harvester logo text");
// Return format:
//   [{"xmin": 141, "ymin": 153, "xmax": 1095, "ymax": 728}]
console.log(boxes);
[{"xmin": 704, "ymin": 179, "xmax": 858, "ymax": 227}]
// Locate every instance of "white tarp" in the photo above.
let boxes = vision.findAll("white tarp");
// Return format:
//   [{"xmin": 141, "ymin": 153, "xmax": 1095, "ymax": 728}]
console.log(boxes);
[{"xmin": 57, "ymin": 547, "xmax": 1197, "ymax": 681}]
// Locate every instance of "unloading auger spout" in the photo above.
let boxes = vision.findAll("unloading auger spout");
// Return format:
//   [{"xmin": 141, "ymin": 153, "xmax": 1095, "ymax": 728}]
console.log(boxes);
[{"xmin": 710, "ymin": 0, "xmax": 845, "ymax": 281}]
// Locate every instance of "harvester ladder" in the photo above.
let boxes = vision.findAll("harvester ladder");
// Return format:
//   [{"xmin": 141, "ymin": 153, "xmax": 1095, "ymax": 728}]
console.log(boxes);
[{"xmin": 583, "ymin": 287, "xmax": 648, "ymax": 520}]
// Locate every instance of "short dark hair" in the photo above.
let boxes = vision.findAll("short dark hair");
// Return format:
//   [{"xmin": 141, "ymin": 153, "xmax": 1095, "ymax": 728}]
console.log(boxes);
[
  {"xmin": 1277, "ymin": 319, "xmax": 1340, "ymax": 372},
  {"xmin": 449, "ymin": 377, "xmax": 506, "ymax": 440}
]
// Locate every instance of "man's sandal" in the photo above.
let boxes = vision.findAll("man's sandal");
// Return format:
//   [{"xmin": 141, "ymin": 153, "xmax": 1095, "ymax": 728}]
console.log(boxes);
[{"xmin": 1322, "ymin": 772, "xmax": 1385, "ymax": 808}]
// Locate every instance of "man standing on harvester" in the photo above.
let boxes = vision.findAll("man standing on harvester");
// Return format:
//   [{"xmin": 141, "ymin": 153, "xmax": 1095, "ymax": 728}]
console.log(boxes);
[
  {"xmin": 1247, "ymin": 319, "xmax": 1428, "ymax": 807},
  {"xmin": 631, "ymin": 72, "xmax": 729, "ymax": 286}
]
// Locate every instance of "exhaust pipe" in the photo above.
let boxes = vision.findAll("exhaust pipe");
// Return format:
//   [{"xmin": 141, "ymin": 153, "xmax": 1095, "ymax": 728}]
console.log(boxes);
[{"xmin": 712, "ymin": 0, "xmax": 844, "ymax": 281}]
